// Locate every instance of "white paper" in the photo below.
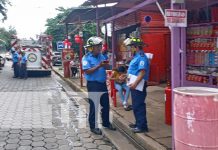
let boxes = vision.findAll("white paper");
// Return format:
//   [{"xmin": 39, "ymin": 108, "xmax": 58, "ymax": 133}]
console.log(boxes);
[
  {"xmin": 145, "ymin": 53, "xmax": 153, "ymax": 60},
  {"xmin": 127, "ymin": 74, "xmax": 145, "ymax": 91}
]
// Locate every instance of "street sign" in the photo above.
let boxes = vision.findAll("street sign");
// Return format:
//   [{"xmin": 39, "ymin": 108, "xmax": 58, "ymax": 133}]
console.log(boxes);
[
  {"xmin": 57, "ymin": 41, "xmax": 64, "ymax": 50},
  {"xmin": 165, "ymin": 9, "xmax": 187, "ymax": 27}
]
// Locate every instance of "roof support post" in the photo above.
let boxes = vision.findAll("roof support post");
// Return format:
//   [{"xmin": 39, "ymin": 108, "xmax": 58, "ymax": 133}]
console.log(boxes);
[
  {"xmin": 171, "ymin": 1, "xmax": 186, "ymax": 149},
  {"xmin": 112, "ymin": 21, "xmax": 116, "ymax": 68},
  {"xmin": 96, "ymin": 5, "xmax": 100, "ymax": 36},
  {"xmin": 65, "ymin": 23, "xmax": 69, "ymax": 39}
]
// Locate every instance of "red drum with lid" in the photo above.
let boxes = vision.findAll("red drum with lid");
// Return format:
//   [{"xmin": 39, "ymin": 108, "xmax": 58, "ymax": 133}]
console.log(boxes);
[{"xmin": 173, "ymin": 87, "xmax": 218, "ymax": 150}]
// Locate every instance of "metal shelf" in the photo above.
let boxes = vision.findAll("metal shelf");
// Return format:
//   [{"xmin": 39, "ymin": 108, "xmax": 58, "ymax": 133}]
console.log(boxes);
[
  {"xmin": 186, "ymin": 73, "xmax": 209, "ymax": 76},
  {"xmin": 187, "ymin": 36, "xmax": 218, "ymax": 39},
  {"xmin": 187, "ymin": 64, "xmax": 218, "ymax": 67},
  {"xmin": 187, "ymin": 49, "xmax": 216, "ymax": 52},
  {"xmin": 185, "ymin": 80, "xmax": 218, "ymax": 88},
  {"xmin": 188, "ymin": 22, "xmax": 218, "ymax": 27}
]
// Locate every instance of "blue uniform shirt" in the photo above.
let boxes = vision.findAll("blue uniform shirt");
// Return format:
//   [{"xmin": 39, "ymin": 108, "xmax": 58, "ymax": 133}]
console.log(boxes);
[
  {"xmin": 82, "ymin": 52, "xmax": 107, "ymax": 83},
  {"xmin": 21, "ymin": 55, "xmax": 27, "ymax": 64},
  {"xmin": 12, "ymin": 52, "xmax": 19, "ymax": 63},
  {"xmin": 128, "ymin": 50, "xmax": 150, "ymax": 81},
  {"xmin": 102, "ymin": 53, "xmax": 108, "ymax": 60}
]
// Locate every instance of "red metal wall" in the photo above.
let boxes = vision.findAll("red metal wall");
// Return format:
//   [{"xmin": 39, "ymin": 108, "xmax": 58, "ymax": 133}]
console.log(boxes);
[
  {"xmin": 141, "ymin": 33, "xmax": 170, "ymax": 83},
  {"xmin": 114, "ymin": 11, "xmax": 171, "ymax": 83},
  {"xmin": 139, "ymin": 11, "xmax": 171, "ymax": 83}
]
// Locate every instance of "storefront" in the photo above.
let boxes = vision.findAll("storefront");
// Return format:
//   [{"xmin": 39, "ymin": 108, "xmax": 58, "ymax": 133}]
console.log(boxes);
[
  {"xmin": 170, "ymin": 1, "xmax": 218, "ymax": 149},
  {"xmin": 183, "ymin": 2, "xmax": 218, "ymax": 87},
  {"xmin": 106, "ymin": 3, "xmax": 171, "ymax": 84}
]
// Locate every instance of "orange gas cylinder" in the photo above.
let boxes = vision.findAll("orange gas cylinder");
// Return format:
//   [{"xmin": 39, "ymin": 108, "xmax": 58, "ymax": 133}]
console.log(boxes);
[{"xmin": 165, "ymin": 84, "xmax": 172, "ymax": 125}]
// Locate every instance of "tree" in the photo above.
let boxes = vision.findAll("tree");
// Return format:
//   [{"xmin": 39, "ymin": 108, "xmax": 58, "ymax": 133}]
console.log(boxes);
[
  {"xmin": 0, "ymin": 0, "xmax": 10, "ymax": 21},
  {"xmin": 45, "ymin": 7, "xmax": 74, "ymax": 50},
  {"xmin": 0, "ymin": 26, "xmax": 17, "ymax": 50},
  {"xmin": 45, "ymin": 7, "xmax": 97, "ymax": 52},
  {"xmin": 82, "ymin": 22, "xmax": 97, "ymax": 41}
]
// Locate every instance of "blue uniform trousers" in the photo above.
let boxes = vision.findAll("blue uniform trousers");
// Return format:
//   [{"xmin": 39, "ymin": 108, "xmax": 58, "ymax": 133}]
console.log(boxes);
[
  {"xmin": 13, "ymin": 62, "xmax": 20, "ymax": 77},
  {"xmin": 130, "ymin": 82, "xmax": 148, "ymax": 130},
  {"xmin": 20, "ymin": 63, "xmax": 27, "ymax": 78},
  {"xmin": 87, "ymin": 81, "xmax": 110, "ymax": 129}
]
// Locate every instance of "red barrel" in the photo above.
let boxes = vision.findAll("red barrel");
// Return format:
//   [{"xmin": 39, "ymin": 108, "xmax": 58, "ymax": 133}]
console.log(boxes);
[{"xmin": 173, "ymin": 87, "xmax": 218, "ymax": 150}]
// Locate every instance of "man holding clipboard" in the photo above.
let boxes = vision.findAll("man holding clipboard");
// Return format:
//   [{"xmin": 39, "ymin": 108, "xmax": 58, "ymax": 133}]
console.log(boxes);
[{"xmin": 124, "ymin": 37, "xmax": 150, "ymax": 133}]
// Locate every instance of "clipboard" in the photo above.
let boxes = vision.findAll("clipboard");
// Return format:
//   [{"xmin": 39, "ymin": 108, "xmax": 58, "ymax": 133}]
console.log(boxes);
[{"xmin": 127, "ymin": 74, "xmax": 145, "ymax": 91}]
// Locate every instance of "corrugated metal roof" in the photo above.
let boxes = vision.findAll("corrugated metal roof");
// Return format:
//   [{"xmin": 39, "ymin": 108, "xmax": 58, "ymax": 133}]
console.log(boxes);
[
  {"xmin": 82, "ymin": 0, "xmax": 120, "ymax": 6},
  {"xmin": 62, "ymin": 6, "xmax": 126, "ymax": 24}
]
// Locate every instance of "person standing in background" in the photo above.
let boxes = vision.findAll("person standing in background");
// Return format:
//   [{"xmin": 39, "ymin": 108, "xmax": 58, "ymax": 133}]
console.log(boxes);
[
  {"xmin": 20, "ymin": 50, "xmax": 27, "ymax": 79},
  {"xmin": 11, "ymin": 47, "xmax": 20, "ymax": 78},
  {"xmin": 70, "ymin": 59, "xmax": 78, "ymax": 78}
]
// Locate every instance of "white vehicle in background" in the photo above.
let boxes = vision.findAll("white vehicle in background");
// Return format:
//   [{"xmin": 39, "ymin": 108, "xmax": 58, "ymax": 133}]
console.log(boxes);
[
  {"xmin": 0, "ymin": 38, "xmax": 7, "ymax": 69},
  {"xmin": 0, "ymin": 51, "xmax": 6, "ymax": 67},
  {"xmin": 0, "ymin": 55, "xmax": 5, "ymax": 69},
  {"xmin": 5, "ymin": 52, "xmax": 12, "ymax": 61},
  {"xmin": 52, "ymin": 51, "xmax": 62, "ymax": 66},
  {"xmin": 0, "ymin": 54, "xmax": 5, "ymax": 66}
]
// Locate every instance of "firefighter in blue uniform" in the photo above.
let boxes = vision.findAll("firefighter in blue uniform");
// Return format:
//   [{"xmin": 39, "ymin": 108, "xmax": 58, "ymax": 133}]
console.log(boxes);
[
  {"xmin": 124, "ymin": 37, "xmax": 150, "ymax": 133},
  {"xmin": 82, "ymin": 36, "xmax": 116, "ymax": 135},
  {"xmin": 20, "ymin": 50, "xmax": 27, "ymax": 79},
  {"xmin": 11, "ymin": 47, "xmax": 20, "ymax": 78}
]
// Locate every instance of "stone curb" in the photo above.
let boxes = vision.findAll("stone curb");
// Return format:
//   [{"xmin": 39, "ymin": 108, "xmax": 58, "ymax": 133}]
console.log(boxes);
[{"xmin": 52, "ymin": 69, "xmax": 168, "ymax": 150}]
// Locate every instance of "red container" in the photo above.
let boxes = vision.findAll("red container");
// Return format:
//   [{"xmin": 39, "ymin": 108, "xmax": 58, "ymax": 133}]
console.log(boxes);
[
  {"xmin": 211, "ymin": 7, "xmax": 218, "ymax": 22},
  {"xmin": 173, "ymin": 87, "xmax": 218, "ymax": 150}
]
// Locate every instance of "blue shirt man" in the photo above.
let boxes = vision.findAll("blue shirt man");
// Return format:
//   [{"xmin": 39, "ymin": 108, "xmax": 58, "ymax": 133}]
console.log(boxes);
[
  {"xmin": 20, "ymin": 52, "xmax": 28, "ymax": 79},
  {"xmin": 11, "ymin": 49, "xmax": 20, "ymax": 78},
  {"xmin": 125, "ymin": 37, "xmax": 150, "ymax": 133},
  {"xmin": 12, "ymin": 51, "xmax": 19, "ymax": 63},
  {"xmin": 102, "ymin": 52, "xmax": 108, "ymax": 60},
  {"xmin": 21, "ymin": 54, "xmax": 27, "ymax": 64},
  {"xmin": 81, "ymin": 36, "xmax": 116, "ymax": 135},
  {"xmin": 128, "ymin": 50, "xmax": 150, "ymax": 81},
  {"xmin": 82, "ymin": 52, "xmax": 107, "ymax": 83}
]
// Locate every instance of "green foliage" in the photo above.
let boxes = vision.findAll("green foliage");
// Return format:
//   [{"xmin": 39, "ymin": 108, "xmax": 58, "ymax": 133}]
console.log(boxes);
[
  {"xmin": 45, "ymin": 7, "xmax": 74, "ymax": 50},
  {"xmin": 0, "ymin": 26, "xmax": 17, "ymax": 50},
  {"xmin": 45, "ymin": 7, "xmax": 97, "ymax": 52},
  {"xmin": 0, "ymin": 0, "xmax": 11, "ymax": 21},
  {"xmin": 82, "ymin": 22, "xmax": 97, "ymax": 42}
]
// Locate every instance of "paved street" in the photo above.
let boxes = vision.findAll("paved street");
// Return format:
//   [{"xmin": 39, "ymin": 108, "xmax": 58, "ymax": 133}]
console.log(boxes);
[{"xmin": 0, "ymin": 62, "xmax": 116, "ymax": 150}]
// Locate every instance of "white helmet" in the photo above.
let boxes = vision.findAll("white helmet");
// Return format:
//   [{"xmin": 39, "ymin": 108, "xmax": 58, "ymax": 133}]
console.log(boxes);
[
  {"xmin": 11, "ymin": 47, "xmax": 16, "ymax": 53},
  {"xmin": 123, "ymin": 37, "xmax": 145, "ymax": 46},
  {"xmin": 85, "ymin": 36, "xmax": 103, "ymax": 48},
  {"xmin": 21, "ymin": 50, "xmax": 25, "ymax": 54}
]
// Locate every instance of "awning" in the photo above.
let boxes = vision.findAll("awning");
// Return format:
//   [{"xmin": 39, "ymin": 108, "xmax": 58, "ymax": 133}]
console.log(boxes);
[
  {"xmin": 82, "ymin": 0, "xmax": 119, "ymax": 6},
  {"xmin": 62, "ymin": 6, "xmax": 125, "ymax": 24}
]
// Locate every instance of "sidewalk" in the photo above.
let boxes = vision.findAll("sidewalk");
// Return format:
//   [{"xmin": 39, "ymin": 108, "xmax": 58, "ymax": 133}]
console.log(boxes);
[{"xmin": 53, "ymin": 67, "xmax": 172, "ymax": 150}]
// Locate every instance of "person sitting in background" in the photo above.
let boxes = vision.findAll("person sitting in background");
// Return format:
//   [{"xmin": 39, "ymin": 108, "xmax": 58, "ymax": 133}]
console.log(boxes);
[
  {"xmin": 70, "ymin": 59, "xmax": 78, "ymax": 78},
  {"xmin": 110, "ymin": 66, "xmax": 132, "ymax": 111}
]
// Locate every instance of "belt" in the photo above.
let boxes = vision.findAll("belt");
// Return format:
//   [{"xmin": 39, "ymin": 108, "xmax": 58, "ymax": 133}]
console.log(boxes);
[{"xmin": 87, "ymin": 81, "xmax": 106, "ymax": 84}]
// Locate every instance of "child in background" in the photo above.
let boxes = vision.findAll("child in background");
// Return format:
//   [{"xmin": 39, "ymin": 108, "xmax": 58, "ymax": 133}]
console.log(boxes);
[{"xmin": 111, "ymin": 66, "xmax": 132, "ymax": 111}]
